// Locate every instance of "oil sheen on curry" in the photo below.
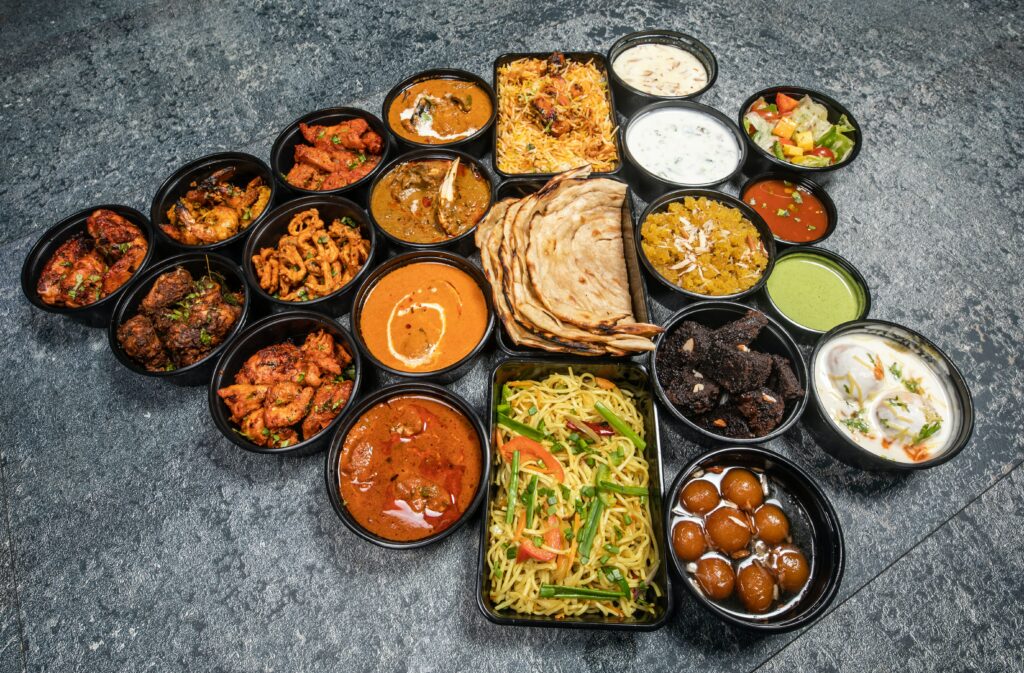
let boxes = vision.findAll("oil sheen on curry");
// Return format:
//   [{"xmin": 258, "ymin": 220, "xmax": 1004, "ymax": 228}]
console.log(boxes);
[
  {"xmin": 339, "ymin": 395, "xmax": 482, "ymax": 542},
  {"xmin": 370, "ymin": 158, "xmax": 491, "ymax": 243},
  {"xmin": 387, "ymin": 78, "xmax": 492, "ymax": 145},
  {"xmin": 359, "ymin": 262, "xmax": 488, "ymax": 373}
]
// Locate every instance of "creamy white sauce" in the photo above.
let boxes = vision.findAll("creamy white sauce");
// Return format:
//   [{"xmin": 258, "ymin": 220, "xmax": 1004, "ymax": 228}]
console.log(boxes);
[
  {"xmin": 626, "ymin": 108, "xmax": 740, "ymax": 185},
  {"xmin": 814, "ymin": 333, "xmax": 956, "ymax": 464},
  {"xmin": 613, "ymin": 43, "xmax": 708, "ymax": 96}
]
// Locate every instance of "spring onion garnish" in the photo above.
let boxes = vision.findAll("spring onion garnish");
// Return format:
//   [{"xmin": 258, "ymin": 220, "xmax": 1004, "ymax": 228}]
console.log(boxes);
[
  {"xmin": 497, "ymin": 413, "xmax": 545, "ymax": 442},
  {"xmin": 539, "ymin": 584, "xmax": 623, "ymax": 600},
  {"xmin": 598, "ymin": 481, "xmax": 648, "ymax": 497},
  {"xmin": 524, "ymin": 475, "xmax": 538, "ymax": 528},
  {"xmin": 506, "ymin": 450, "xmax": 520, "ymax": 524},
  {"xmin": 594, "ymin": 402, "xmax": 646, "ymax": 450}
]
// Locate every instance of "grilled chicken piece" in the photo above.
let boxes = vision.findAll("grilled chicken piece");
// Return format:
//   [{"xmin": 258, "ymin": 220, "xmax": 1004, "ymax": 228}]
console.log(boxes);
[
  {"xmin": 36, "ymin": 235, "xmax": 94, "ymax": 307},
  {"xmin": 264, "ymin": 382, "xmax": 315, "ymax": 428},
  {"xmin": 217, "ymin": 384, "xmax": 269, "ymax": 424},
  {"xmin": 237, "ymin": 343, "xmax": 303, "ymax": 385},
  {"xmin": 301, "ymin": 380, "xmax": 354, "ymax": 439},
  {"xmin": 116, "ymin": 314, "xmax": 171, "ymax": 371},
  {"xmin": 301, "ymin": 330, "xmax": 346, "ymax": 376},
  {"xmin": 141, "ymin": 266, "xmax": 193, "ymax": 315}
]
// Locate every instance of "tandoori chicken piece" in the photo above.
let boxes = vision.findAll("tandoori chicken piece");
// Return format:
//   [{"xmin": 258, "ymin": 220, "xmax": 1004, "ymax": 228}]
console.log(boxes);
[
  {"xmin": 285, "ymin": 119, "xmax": 384, "ymax": 191},
  {"xmin": 116, "ymin": 314, "xmax": 171, "ymax": 371}
]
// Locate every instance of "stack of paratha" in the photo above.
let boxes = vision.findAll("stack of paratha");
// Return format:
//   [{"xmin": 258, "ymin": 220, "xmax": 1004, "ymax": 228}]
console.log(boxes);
[{"xmin": 475, "ymin": 166, "xmax": 662, "ymax": 355}]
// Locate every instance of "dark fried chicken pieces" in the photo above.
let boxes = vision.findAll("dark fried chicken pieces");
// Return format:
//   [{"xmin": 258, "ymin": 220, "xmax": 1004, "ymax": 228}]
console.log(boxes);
[
  {"xmin": 217, "ymin": 330, "xmax": 354, "ymax": 449},
  {"xmin": 36, "ymin": 209, "xmax": 148, "ymax": 308},
  {"xmin": 657, "ymin": 310, "xmax": 804, "ymax": 438},
  {"xmin": 117, "ymin": 267, "xmax": 243, "ymax": 372}
]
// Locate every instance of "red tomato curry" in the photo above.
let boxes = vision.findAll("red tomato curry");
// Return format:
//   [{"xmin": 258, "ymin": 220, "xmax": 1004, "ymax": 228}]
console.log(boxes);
[
  {"xmin": 743, "ymin": 179, "xmax": 828, "ymax": 243},
  {"xmin": 339, "ymin": 395, "xmax": 481, "ymax": 542}
]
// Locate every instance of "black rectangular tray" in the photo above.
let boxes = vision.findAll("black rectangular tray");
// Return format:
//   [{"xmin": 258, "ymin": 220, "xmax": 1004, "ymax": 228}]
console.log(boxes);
[
  {"xmin": 491, "ymin": 51, "xmax": 623, "ymax": 181},
  {"xmin": 490, "ymin": 177, "xmax": 653, "ymax": 358},
  {"xmin": 476, "ymin": 359, "xmax": 673, "ymax": 630}
]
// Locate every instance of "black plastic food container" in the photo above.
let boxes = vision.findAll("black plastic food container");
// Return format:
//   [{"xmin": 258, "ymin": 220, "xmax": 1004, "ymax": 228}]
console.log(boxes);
[
  {"xmin": 270, "ymin": 106, "xmax": 393, "ymax": 203},
  {"xmin": 381, "ymin": 68, "xmax": 497, "ymax": 157},
  {"xmin": 108, "ymin": 252, "xmax": 251, "ymax": 386},
  {"xmin": 241, "ymin": 195, "xmax": 378, "ymax": 317},
  {"xmin": 149, "ymin": 152, "xmax": 278, "ymax": 262},
  {"xmin": 491, "ymin": 52, "xmax": 623, "ymax": 181},
  {"xmin": 737, "ymin": 86, "xmax": 862, "ymax": 182},
  {"xmin": 650, "ymin": 301, "xmax": 809, "ymax": 444},
  {"xmin": 761, "ymin": 246, "xmax": 871, "ymax": 342},
  {"xmin": 738, "ymin": 171, "xmax": 838, "ymax": 247},
  {"xmin": 490, "ymin": 177, "xmax": 655, "ymax": 358},
  {"xmin": 806, "ymin": 319, "xmax": 975, "ymax": 471},
  {"xmin": 324, "ymin": 382, "xmax": 489, "ymax": 549},
  {"xmin": 208, "ymin": 310, "xmax": 363, "ymax": 457},
  {"xmin": 636, "ymin": 188, "xmax": 776, "ymax": 303},
  {"xmin": 621, "ymin": 101, "xmax": 747, "ymax": 202},
  {"xmin": 477, "ymin": 359, "xmax": 674, "ymax": 630},
  {"xmin": 349, "ymin": 250, "xmax": 495, "ymax": 384},
  {"xmin": 21, "ymin": 204, "xmax": 158, "ymax": 328},
  {"xmin": 666, "ymin": 446, "xmax": 844, "ymax": 632},
  {"xmin": 606, "ymin": 30, "xmax": 718, "ymax": 117},
  {"xmin": 366, "ymin": 148, "xmax": 495, "ymax": 256}
]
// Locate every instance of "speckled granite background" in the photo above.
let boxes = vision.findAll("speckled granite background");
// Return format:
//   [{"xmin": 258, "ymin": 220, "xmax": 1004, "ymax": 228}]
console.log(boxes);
[{"xmin": 1, "ymin": 0, "xmax": 1022, "ymax": 671}]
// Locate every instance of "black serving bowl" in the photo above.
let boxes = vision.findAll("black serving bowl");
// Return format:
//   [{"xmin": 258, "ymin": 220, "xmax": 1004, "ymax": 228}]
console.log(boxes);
[
  {"xmin": 636, "ymin": 189, "xmax": 776, "ymax": 302},
  {"xmin": 241, "ymin": 195, "xmax": 378, "ymax": 317},
  {"xmin": 478, "ymin": 359, "xmax": 674, "ymax": 630},
  {"xmin": 381, "ymin": 68, "xmax": 497, "ymax": 158},
  {"xmin": 492, "ymin": 51, "xmax": 623, "ymax": 181},
  {"xmin": 666, "ymin": 446, "xmax": 844, "ymax": 633},
  {"xmin": 621, "ymin": 101, "xmax": 747, "ymax": 202},
  {"xmin": 21, "ymin": 204, "xmax": 158, "ymax": 328},
  {"xmin": 269, "ymin": 106, "xmax": 393, "ymax": 202},
  {"xmin": 607, "ymin": 30, "xmax": 718, "ymax": 117},
  {"xmin": 737, "ymin": 86, "xmax": 862, "ymax": 181},
  {"xmin": 762, "ymin": 246, "xmax": 871, "ymax": 341},
  {"xmin": 350, "ymin": 250, "xmax": 494, "ymax": 383},
  {"xmin": 650, "ymin": 301, "xmax": 809, "ymax": 444},
  {"xmin": 366, "ymin": 148, "xmax": 495, "ymax": 255},
  {"xmin": 208, "ymin": 310, "xmax": 363, "ymax": 457},
  {"xmin": 149, "ymin": 152, "xmax": 278, "ymax": 262},
  {"xmin": 807, "ymin": 319, "xmax": 975, "ymax": 471},
  {"xmin": 107, "ymin": 252, "xmax": 250, "ymax": 386},
  {"xmin": 324, "ymin": 382, "xmax": 489, "ymax": 549},
  {"xmin": 739, "ymin": 171, "xmax": 838, "ymax": 247}
]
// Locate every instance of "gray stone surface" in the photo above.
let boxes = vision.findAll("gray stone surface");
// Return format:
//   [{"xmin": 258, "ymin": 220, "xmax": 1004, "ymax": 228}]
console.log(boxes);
[
  {"xmin": 0, "ymin": 466, "xmax": 23, "ymax": 673},
  {"xmin": 759, "ymin": 468, "xmax": 1024, "ymax": 673},
  {"xmin": 1, "ymin": 0, "xmax": 1023, "ymax": 671}
]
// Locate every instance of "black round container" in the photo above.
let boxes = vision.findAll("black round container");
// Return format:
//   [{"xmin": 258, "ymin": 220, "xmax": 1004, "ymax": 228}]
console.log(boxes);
[
  {"xmin": 241, "ymin": 195, "xmax": 378, "ymax": 317},
  {"xmin": 108, "ymin": 252, "xmax": 251, "ymax": 386},
  {"xmin": 666, "ymin": 446, "xmax": 845, "ymax": 633},
  {"xmin": 21, "ymin": 205, "xmax": 158, "ymax": 328},
  {"xmin": 761, "ymin": 246, "xmax": 871, "ymax": 341},
  {"xmin": 738, "ymin": 171, "xmax": 838, "ymax": 247},
  {"xmin": 324, "ymin": 382, "xmax": 489, "ymax": 549},
  {"xmin": 381, "ymin": 68, "xmax": 497, "ymax": 157},
  {"xmin": 621, "ymin": 101, "xmax": 747, "ymax": 202},
  {"xmin": 350, "ymin": 250, "xmax": 495, "ymax": 384},
  {"xmin": 366, "ymin": 148, "xmax": 495, "ymax": 255},
  {"xmin": 636, "ymin": 189, "xmax": 776, "ymax": 302},
  {"xmin": 149, "ymin": 152, "xmax": 278, "ymax": 262},
  {"xmin": 607, "ymin": 30, "xmax": 718, "ymax": 117},
  {"xmin": 208, "ymin": 310, "xmax": 363, "ymax": 457},
  {"xmin": 650, "ymin": 301, "xmax": 808, "ymax": 444},
  {"xmin": 807, "ymin": 319, "xmax": 975, "ymax": 471},
  {"xmin": 269, "ymin": 107, "xmax": 393, "ymax": 202},
  {"xmin": 737, "ymin": 86, "xmax": 862, "ymax": 181}
]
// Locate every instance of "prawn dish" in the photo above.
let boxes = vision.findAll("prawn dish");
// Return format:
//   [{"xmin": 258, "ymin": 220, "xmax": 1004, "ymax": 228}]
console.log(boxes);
[
  {"xmin": 162, "ymin": 167, "xmax": 271, "ymax": 245},
  {"xmin": 116, "ymin": 267, "xmax": 244, "ymax": 372},
  {"xmin": 217, "ymin": 330, "xmax": 356, "ymax": 449},
  {"xmin": 285, "ymin": 118, "xmax": 385, "ymax": 191},
  {"xmin": 252, "ymin": 208, "xmax": 371, "ymax": 302},
  {"xmin": 36, "ymin": 209, "xmax": 148, "ymax": 308}
]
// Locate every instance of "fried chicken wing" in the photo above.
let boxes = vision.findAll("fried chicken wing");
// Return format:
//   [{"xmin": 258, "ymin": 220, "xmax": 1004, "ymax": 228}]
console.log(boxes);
[{"xmin": 116, "ymin": 314, "xmax": 171, "ymax": 372}]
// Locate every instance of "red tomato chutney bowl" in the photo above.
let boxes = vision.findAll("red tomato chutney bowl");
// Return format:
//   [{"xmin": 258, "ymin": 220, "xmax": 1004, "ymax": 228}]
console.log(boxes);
[
  {"xmin": 324, "ymin": 383, "xmax": 489, "ymax": 549},
  {"xmin": 740, "ymin": 172, "xmax": 837, "ymax": 246}
]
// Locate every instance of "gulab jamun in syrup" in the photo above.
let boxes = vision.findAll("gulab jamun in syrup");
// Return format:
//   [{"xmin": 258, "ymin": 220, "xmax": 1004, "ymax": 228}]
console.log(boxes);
[
  {"xmin": 705, "ymin": 506, "xmax": 752, "ymax": 555},
  {"xmin": 721, "ymin": 468, "xmax": 764, "ymax": 511},
  {"xmin": 772, "ymin": 545, "xmax": 811, "ymax": 594},
  {"xmin": 672, "ymin": 520, "xmax": 707, "ymax": 562},
  {"xmin": 753, "ymin": 503, "xmax": 790, "ymax": 545},
  {"xmin": 737, "ymin": 562, "xmax": 776, "ymax": 613},
  {"xmin": 695, "ymin": 556, "xmax": 735, "ymax": 601},
  {"xmin": 681, "ymin": 478, "xmax": 719, "ymax": 514}
]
